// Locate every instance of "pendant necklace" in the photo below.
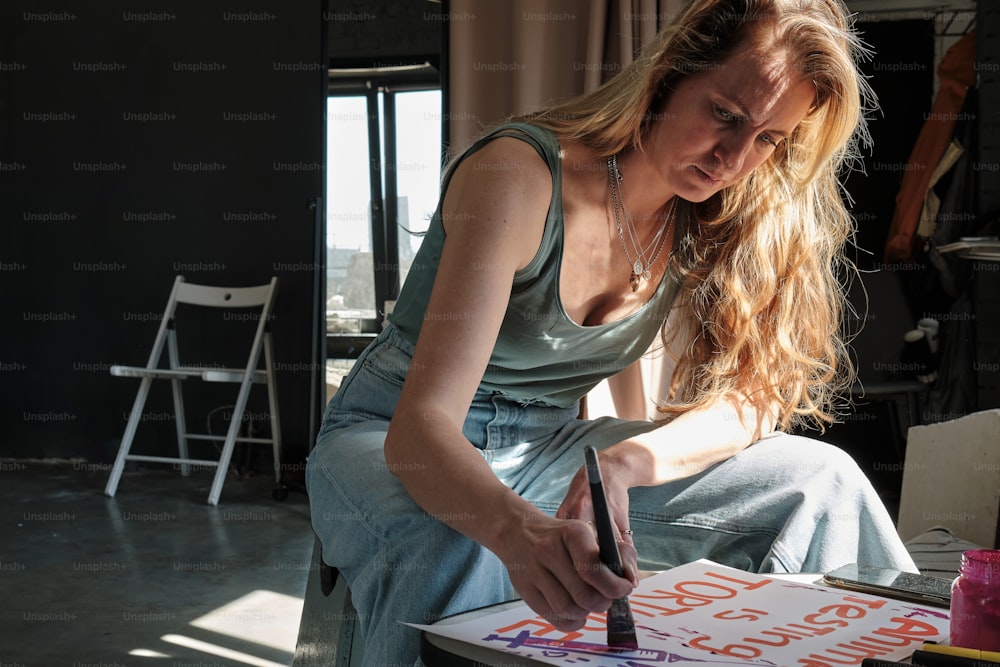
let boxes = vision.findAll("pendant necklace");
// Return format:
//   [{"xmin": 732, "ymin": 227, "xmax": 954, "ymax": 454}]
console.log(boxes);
[{"xmin": 607, "ymin": 154, "xmax": 676, "ymax": 292}]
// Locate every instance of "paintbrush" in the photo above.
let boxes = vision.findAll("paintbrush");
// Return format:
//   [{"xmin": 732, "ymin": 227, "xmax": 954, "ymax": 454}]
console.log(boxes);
[{"xmin": 584, "ymin": 446, "xmax": 639, "ymax": 649}]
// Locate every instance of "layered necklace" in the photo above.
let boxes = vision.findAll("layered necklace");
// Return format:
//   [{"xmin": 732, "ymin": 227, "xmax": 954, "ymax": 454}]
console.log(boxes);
[{"xmin": 607, "ymin": 154, "xmax": 676, "ymax": 292}]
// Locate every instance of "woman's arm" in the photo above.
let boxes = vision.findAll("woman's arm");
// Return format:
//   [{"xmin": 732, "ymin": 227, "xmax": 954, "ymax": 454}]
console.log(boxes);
[
  {"xmin": 383, "ymin": 136, "xmax": 633, "ymax": 631},
  {"xmin": 606, "ymin": 361, "xmax": 649, "ymax": 421},
  {"xmin": 613, "ymin": 393, "xmax": 778, "ymax": 486},
  {"xmin": 603, "ymin": 317, "xmax": 777, "ymax": 486},
  {"xmin": 556, "ymin": 392, "xmax": 779, "ymax": 545}
]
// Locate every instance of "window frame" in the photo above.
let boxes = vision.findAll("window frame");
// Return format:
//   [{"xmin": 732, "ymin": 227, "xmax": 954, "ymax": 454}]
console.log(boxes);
[{"xmin": 325, "ymin": 63, "xmax": 442, "ymax": 359}]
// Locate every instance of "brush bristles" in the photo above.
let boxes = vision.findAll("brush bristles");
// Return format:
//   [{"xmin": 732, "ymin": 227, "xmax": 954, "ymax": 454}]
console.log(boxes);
[{"xmin": 606, "ymin": 597, "xmax": 638, "ymax": 649}]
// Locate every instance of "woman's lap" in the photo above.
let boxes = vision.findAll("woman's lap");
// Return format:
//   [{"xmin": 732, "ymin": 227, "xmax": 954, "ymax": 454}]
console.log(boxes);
[{"xmin": 306, "ymin": 407, "xmax": 914, "ymax": 664}]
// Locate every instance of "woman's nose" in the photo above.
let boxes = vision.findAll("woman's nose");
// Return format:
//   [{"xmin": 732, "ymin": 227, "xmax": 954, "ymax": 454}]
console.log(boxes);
[{"xmin": 714, "ymin": 132, "xmax": 755, "ymax": 174}]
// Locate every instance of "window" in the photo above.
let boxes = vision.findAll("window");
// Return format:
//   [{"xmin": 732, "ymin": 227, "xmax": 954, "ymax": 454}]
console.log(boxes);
[
  {"xmin": 326, "ymin": 95, "xmax": 373, "ymax": 332},
  {"xmin": 325, "ymin": 65, "xmax": 442, "ymax": 393}
]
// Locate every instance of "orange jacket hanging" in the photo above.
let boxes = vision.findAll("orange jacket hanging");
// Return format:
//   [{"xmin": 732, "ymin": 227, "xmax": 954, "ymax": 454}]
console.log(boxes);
[{"xmin": 883, "ymin": 29, "xmax": 976, "ymax": 263}]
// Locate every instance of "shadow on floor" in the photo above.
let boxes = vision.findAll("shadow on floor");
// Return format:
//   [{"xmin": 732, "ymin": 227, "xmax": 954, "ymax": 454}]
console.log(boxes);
[{"xmin": 0, "ymin": 461, "xmax": 314, "ymax": 666}]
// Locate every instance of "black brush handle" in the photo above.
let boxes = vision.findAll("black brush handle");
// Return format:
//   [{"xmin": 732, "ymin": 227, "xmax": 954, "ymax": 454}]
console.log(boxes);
[{"xmin": 585, "ymin": 446, "xmax": 624, "ymax": 576}]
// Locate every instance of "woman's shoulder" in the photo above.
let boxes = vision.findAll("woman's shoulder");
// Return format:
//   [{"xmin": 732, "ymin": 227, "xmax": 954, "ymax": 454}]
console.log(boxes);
[{"xmin": 447, "ymin": 128, "xmax": 556, "ymax": 207}]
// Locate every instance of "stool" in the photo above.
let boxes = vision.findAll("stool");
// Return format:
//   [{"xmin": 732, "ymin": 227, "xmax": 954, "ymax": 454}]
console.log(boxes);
[{"xmin": 292, "ymin": 538, "xmax": 364, "ymax": 666}]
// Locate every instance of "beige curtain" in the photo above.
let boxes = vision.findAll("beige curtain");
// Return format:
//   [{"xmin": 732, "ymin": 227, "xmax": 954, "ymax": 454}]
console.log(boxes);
[
  {"xmin": 446, "ymin": 0, "xmax": 688, "ymax": 417},
  {"xmin": 446, "ymin": 0, "xmax": 687, "ymax": 156}
]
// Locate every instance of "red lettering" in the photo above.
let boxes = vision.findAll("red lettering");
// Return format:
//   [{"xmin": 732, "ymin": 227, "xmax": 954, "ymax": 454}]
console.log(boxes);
[
  {"xmin": 851, "ymin": 638, "xmax": 909, "ymax": 651},
  {"xmin": 628, "ymin": 597, "xmax": 701, "ymax": 616},
  {"xmin": 637, "ymin": 587, "xmax": 695, "ymax": 599},
  {"xmin": 626, "ymin": 603, "xmax": 660, "ymax": 619},
  {"xmin": 816, "ymin": 603, "xmax": 869, "ymax": 621},
  {"xmin": 631, "ymin": 574, "xmax": 759, "ymax": 618},
  {"xmin": 872, "ymin": 617, "xmax": 941, "ymax": 643},
  {"xmin": 788, "ymin": 623, "xmax": 837, "ymax": 637},
  {"xmin": 689, "ymin": 634, "xmax": 763, "ymax": 659},
  {"xmin": 804, "ymin": 610, "xmax": 850, "ymax": 628},
  {"xmin": 713, "ymin": 607, "xmax": 769, "ymax": 622},
  {"xmin": 704, "ymin": 569, "xmax": 774, "ymax": 591},
  {"xmin": 674, "ymin": 579, "xmax": 740, "ymax": 600},
  {"xmin": 746, "ymin": 627, "xmax": 813, "ymax": 647},
  {"xmin": 824, "ymin": 642, "xmax": 895, "ymax": 662},
  {"xmin": 632, "ymin": 589, "xmax": 714, "ymax": 616},
  {"xmin": 841, "ymin": 595, "xmax": 888, "ymax": 610},
  {"xmin": 802, "ymin": 640, "xmax": 897, "ymax": 667},
  {"xmin": 851, "ymin": 632, "xmax": 912, "ymax": 648}
]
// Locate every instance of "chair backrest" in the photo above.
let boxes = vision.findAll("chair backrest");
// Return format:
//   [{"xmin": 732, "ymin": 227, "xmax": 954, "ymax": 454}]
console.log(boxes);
[
  {"xmin": 174, "ymin": 281, "xmax": 275, "ymax": 309},
  {"xmin": 145, "ymin": 275, "xmax": 278, "ymax": 371}
]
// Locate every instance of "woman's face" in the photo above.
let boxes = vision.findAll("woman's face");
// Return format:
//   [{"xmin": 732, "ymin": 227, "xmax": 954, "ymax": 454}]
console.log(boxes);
[{"xmin": 647, "ymin": 32, "xmax": 816, "ymax": 202}]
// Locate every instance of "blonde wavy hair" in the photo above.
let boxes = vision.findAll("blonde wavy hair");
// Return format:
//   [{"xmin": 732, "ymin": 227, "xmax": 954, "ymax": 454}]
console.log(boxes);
[{"xmin": 525, "ymin": 0, "xmax": 874, "ymax": 431}]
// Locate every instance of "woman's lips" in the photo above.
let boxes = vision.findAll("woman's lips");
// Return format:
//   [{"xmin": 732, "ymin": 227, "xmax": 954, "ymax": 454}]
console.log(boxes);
[{"xmin": 691, "ymin": 165, "xmax": 722, "ymax": 186}]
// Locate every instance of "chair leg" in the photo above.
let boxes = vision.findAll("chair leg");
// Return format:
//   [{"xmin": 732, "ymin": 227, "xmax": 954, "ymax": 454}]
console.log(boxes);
[
  {"xmin": 207, "ymin": 417, "xmax": 240, "ymax": 506},
  {"xmin": 105, "ymin": 376, "xmax": 154, "ymax": 497},
  {"xmin": 170, "ymin": 378, "xmax": 190, "ymax": 476},
  {"xmin": 268, "ymin": 397, "xmax": 282, "ymax": 485},
  {"xmin": 264, "ymin": 333, "xmax": 282, "ymax": 484},
  {"xmin": 207, "ymin": 374, "xmax": 256, "ymax": 506},
  {"xmin": 166, "ymin": 329, "xmax": 190, "ymax": 476}
]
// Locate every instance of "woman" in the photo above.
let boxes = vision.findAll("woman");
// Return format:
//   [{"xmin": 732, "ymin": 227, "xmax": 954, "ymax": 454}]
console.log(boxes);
[{"xmin": 307, "ymin": 0, "xmax": 917, "ymax": 662}]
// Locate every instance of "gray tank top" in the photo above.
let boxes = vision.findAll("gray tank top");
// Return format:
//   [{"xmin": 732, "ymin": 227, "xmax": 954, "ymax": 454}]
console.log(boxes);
[{"xmin": 389, "ymin": 122, "xmax": 683, "ymax": 408}]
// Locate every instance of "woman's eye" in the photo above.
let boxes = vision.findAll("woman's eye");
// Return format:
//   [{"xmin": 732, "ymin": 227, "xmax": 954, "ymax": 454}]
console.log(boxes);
[
  {"xmin": 715, "ymin": 105, "xmax": 740, "ymax": 122},
  {"xmin": 759, "ymin": 134, "xmax": 777, "ymax": 147}
]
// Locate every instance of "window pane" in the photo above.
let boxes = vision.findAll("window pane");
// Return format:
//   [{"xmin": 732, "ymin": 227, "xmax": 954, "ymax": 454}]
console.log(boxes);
[
  {"xmin": 326, "ymin": 96, "xmax": 376, "ymax": 334},
  {"xmin": 393, "ymin": 90, "xmax": 442, "ymax": 289}
]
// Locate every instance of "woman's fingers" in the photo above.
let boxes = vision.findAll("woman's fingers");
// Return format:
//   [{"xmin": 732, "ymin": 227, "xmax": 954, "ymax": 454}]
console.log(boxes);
[
  {"xmin": 554, "ymin": 467, "xmax": 591, "ymax": 521},
  {"xmin": 506, "ymin": 518, "xmax": 635, "ymax": 631},
  {"xmin": 617, "ymin": 534, "xmax": 640, "ymax": 586},
  {"xmin": 516, "ymin": 575, "xmax": 593, "ymax": 631},
  {"xmin": 565, "ymin": 520, "xmax": 633, "ymax": 599}
]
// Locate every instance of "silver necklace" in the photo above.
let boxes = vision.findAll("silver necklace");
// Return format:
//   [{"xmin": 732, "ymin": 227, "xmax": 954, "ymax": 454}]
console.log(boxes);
[{"xmin": 607, "ymin": 154, "xmax": 675, "ymax": 292}]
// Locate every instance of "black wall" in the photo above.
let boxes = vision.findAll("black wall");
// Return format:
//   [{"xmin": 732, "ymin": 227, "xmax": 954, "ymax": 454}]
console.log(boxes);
[
  {"xmin": 1, "ymin": 3, "xmax": 327, "ymax": 467},
  {"xmin": 848, "ymin": 19, "xmax": 935, "ymax": 270}
]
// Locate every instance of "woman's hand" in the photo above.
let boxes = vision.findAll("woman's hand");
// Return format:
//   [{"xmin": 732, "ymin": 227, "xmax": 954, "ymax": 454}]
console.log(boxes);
[
  {"xmin": 495, "ymin": 513, "xmax": 635, "ymax": 632},
  {"xmin": 554, "ymin": 448, "xmax": 640, "ymax": 589}
]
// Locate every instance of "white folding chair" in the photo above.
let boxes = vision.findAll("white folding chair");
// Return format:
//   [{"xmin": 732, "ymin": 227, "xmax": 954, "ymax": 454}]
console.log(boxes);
[{"xmin": 105, "ymin": 275, "xmax": 282, "ymax": 505}]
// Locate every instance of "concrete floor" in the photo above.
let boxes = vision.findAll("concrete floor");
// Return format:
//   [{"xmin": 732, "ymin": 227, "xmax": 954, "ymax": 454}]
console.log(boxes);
[{"xmin": 0, "ymin": 460, "xmax": 314, "ymax": 667}]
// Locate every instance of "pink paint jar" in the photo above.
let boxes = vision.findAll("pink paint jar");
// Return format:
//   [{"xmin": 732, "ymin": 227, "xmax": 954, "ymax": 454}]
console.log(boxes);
[{"xmin": 950, "ymin": 549, "xmax": 1000, "ymax": 651}]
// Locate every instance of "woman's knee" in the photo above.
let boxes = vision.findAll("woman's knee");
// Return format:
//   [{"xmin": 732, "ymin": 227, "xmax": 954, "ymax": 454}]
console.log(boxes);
[{"xmin": 745, "ymin": 433, "xmax": 869, "ymax": 487}]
